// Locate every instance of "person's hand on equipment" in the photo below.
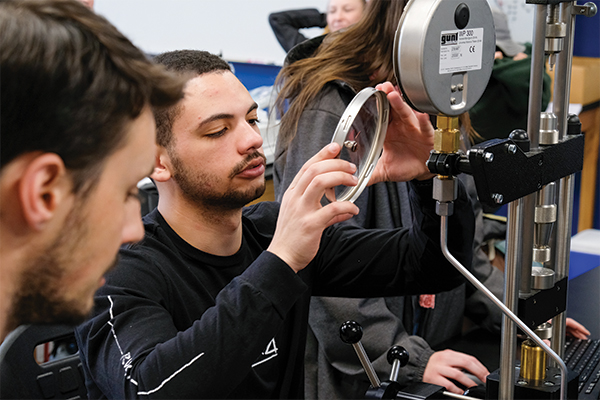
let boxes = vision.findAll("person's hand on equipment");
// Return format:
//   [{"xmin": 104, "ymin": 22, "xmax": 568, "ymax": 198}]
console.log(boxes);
[
  {"xmin": 268, "ymin": 143, "xmax": 359, "ymax": 273},
  {"xmin": 423, "ymin": 349, "xmax": 490, "ymax": 395},
  {"xmin": 565, "ymin": 318, "xmax": 590, "ymax": 340},
  {"xmin": 369, "ymin": 82, "xmax": 436, "ymax": 185}
]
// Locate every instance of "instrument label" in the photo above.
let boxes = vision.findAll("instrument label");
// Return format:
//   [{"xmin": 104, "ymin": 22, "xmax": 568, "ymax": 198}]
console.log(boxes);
[{"xmin": 439, "ymin": 28, "xmax": 484, "ymax": 74}]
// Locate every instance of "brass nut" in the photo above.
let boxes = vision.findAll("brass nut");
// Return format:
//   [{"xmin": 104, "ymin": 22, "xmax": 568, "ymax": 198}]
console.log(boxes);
[{"xmin": 434, "ymin": 116, "xmax": 460, "ymax": 153}]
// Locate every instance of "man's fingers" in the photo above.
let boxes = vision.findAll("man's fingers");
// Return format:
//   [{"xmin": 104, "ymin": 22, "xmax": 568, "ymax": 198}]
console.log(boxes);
[
  {"xmin": 319, "ymin": 201, "xmax": 359, "ymax": 227},
  {"xmin": 290, "ymin": 158, "xmax": 356, "ymax": 199},
  {"xmin": 288, "ymin": 143, "xmax": 342, "ymax": 189},
  {"xmin": 302, "ymin": 170, "xmax": 357, "ymax": 202}
]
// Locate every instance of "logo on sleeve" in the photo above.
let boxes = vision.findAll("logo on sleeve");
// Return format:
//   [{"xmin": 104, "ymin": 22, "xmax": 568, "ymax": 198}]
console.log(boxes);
[{"xmin": 252, "ymin": 338, "xmax": 278, "ymax": 368}]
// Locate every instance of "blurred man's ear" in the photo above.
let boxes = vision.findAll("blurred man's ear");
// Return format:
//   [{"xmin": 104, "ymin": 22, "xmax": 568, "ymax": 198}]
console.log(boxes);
[
  {"xmin": 150, "ymin": 147, "xmax": 173, "ymax": 183},
  {"xmin": 19, "ymin": 153, "xmax": 72, "ymax": 231}
]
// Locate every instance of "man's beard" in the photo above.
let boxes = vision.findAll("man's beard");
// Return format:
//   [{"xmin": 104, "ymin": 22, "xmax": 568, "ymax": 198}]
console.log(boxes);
[
  {"xmin": 8, "ymin": 202, "xmax": 114, "ymax": 330},
  {"xmin": 170, "ymin": 150, "xmax": 267, "ymax": 211}
]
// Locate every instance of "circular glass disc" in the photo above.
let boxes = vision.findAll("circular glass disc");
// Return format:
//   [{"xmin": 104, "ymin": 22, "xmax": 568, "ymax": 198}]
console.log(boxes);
[{"xmin": 330, "ymin": 87, "xmax": 389, "ymax": 203}]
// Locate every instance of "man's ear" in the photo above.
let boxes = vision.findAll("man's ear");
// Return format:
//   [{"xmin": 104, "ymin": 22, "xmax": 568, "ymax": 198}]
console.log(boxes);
[
  {"xmin": 19, "ymin": 153, "xmax": 72, "ymax": 231},
  {"xmin": 150, "ymin": 146, "xmax": 172, "ymax": 183}
]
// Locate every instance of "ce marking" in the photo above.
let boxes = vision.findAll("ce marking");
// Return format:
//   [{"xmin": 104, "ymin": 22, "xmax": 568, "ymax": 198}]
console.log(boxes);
[{"xmin": 469, "ymin": 46, "xmax": 476, "ymax": 53}]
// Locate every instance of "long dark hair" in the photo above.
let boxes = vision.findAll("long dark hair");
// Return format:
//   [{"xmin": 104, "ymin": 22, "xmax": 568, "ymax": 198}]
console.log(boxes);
[{"xmin": 275, "ymin": 0, "xmax": 409, "ymax": 148}]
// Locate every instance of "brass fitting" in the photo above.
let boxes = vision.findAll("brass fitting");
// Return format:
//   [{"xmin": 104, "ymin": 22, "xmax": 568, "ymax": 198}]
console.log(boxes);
[
  {"xmin": 433, "ymin": 115, "xmax": 460, "ymax": 153},
  {"xmin": 520, "ymin": 339, "xmax": 547, "ymax": 383}
]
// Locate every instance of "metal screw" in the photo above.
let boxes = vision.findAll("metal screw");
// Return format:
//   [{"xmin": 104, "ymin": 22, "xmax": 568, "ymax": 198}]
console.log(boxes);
[
  {"xmin": 544, "ymin": 381, "xmax": 554, "ymax": 387},
  {"xmin": 450, "ymin": 97, "xmax": 456, "ymax": 105},
  {"xmin": 492, "ymin": 193, "xmax": 504, "ymax": 204},
  {"xmin": 507, "ymin": 144, "xmax": 517, "ymax": 154},
  {"xmin": 484, "ymin": 152, "xmax": 494, "ymax": 162},
  {"xmin": 517, "ymin": 380, "xmax": 528, "ymax": 386},
  {"xmin": 344, "ymin": 140, "xmax": 358, "ymax": 152},
  {"xmin": 457, "ymin": 83, "xmax": 464, "ymax": 91},
  {"xmin": 451, "ymin": 85, "xmax": 457, "ymax": 92}
]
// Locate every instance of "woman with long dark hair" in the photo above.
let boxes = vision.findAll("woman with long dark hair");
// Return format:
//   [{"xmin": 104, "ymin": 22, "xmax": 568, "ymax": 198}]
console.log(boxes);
[{"xmin": 273, "ymin": 0, "xmax": 491, "ymax": 398}]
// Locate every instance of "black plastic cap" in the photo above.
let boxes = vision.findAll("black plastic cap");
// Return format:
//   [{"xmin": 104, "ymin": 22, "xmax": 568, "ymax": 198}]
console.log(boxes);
[{"xmin": 340, "ymin": 320, "xmax": 363, "ymax": 344}]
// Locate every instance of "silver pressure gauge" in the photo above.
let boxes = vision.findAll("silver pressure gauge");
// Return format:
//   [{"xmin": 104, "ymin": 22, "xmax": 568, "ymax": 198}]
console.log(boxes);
[
  {"xmin": 330, "ymin": 87, "xmax": 389, "ymax": 203},
  {"xmin": 394, "ymin": 0, "xmax": 496, "ymax": 116}
]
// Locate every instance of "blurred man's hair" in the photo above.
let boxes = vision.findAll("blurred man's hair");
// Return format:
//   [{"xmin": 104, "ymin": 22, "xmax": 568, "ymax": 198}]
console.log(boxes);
[{"xmin": 0, "ymin": 0, "xmax": 185, "ymax": 195}]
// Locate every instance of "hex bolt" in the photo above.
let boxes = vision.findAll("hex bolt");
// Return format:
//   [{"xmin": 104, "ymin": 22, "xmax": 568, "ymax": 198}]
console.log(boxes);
[
  {"xmin": 507, "ymin": 144, "xmax": 517, "ymax": 154},
  {"xmin": 492, "ymin": 193, "xmax": 504, "ymax": 204},
  {"xmin": 484, "ymin": 152, "xmax": 494, "ymax": 163}
]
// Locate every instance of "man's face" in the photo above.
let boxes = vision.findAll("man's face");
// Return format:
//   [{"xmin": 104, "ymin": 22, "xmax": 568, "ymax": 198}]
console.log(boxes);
[
  {"xmin": 165, "ymin": 71, "xmax": 266, "ymax": 210},
  {"xmin": 11, "ymin": 108, "xmax": 156, "ymax": 325}
]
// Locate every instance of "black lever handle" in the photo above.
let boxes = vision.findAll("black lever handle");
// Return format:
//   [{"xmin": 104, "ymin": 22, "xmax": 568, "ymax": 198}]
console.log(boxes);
[
  {"xmin": 340, "ymin": 320, "xmax": 381, "ymax": 388},
  {"xmin": 386, "ymin": 345, "xmax": 409, "ymax": 382}
]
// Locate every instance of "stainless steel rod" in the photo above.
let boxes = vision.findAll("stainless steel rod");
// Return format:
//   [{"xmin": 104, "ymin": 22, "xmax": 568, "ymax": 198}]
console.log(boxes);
[
  {"xmin": 527, "ymin": 4, "xmax": 548, "ymax": 149},
  {"xmin": 500, "ymin": 200, "xmax": 523, "ymax": 399},
  {"xmin": 551, "ymin": 1, "xmax": 578, "ymax": 360},
  {"xmin": 352, "ymin": 342, "xmax": 380, "ymax": 388}
]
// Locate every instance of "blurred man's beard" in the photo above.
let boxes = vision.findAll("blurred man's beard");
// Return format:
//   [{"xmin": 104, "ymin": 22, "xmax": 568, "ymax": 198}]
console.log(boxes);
[
  {"xmin": 8, "ymin": 202, "xmax": 112, "ymax": 330},
  {"xmin": 170, "ymin": 150, "xmax": 266, "ymax": 211}
]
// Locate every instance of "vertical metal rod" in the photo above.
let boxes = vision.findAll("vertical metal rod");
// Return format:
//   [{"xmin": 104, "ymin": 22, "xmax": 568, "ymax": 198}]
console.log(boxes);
[
  {"xmin": 527, "ymin": 4, "xmax": 548, "ymax": 149},
  {"xmin": 519, "ymin": 194, "xmax": 536, "ymax": 294},
  {"xmin": 440, "ymin": 215, "xmax": 568, "ymax": 400},
  {"xmin": 551, "ymin": 1, "xmax": 577, "ymax": 360},
  {"xmin": 553, "ymin": 2, "xmax": 575, "ymax": 139},
  {"xmin": 520, "ymin": 5, "xmax": 549, "ymax": 296},
  {"xmin": 552, "ymin": 173, "xmax": 575, "ymax": 358},
  {"xmin": 500, "ymin": 201, "xmax": 523, "ymax": 400}
]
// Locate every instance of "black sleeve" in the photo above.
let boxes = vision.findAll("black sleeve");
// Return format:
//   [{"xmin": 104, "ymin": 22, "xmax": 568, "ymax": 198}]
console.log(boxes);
[
  {"xmin": 75, "ymin": 251, "xmax": 307, "ymax": 399},
  {"xmin": 309, "ymin": 178, "xmax": 476, "ymax": 297},
  {"xmin": 268, "ymin": 8, "xmax": 327, "ymax": 52}
]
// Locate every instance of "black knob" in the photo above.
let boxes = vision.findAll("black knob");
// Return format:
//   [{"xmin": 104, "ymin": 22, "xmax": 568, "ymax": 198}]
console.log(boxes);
[
  {"xmin": 454, "ymin": 3, "xmax": 470, "ymax": 30},
  {"xmin": 387, "ymin": 345, "xmax": 409, "ymax": 367},
  {"xmin": 340, "ymin": 320, "xmax": 363, "ymax": 344},
  {"xmin": 509, "ymin": 129, "xmax": 528, "ymax": 142},
  {"xmin": 567, "ymin": 114, "xmax": 581, "ymax": 136},
  {"xmin": 509, "ymin": 129, "xmax": 530, "ymax": 152}
]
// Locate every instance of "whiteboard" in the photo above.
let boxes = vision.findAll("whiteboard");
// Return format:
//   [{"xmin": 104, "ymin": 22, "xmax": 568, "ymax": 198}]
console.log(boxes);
[
  {"xmin": 488, "ymin": 0, "xmax": 535, "ymax": 44},
  {"xmin": 94, "ymin": 0, "xmax": 328, "ymax": 65},
  {"xmin": 95, "ymin": 0, "xmax": 539, "ymax": 65}
]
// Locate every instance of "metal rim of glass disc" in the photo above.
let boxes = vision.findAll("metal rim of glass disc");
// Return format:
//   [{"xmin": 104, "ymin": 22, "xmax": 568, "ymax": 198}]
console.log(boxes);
[{"xmin": 330, "ymin": 87, "xmax": 389, "ymax": 203}]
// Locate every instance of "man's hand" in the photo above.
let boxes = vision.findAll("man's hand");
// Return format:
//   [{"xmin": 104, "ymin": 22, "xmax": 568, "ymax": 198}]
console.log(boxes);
[
  {"xmin": 369, "ymin": 82, "xmax": 436, "ymax": 185},
  {"xmin": 423, "ymin": 349, "xmax": 490, "ymax": 395},
  {"xmin": 268, "ymin": 143, "xmax": 359, "ymax": 273}
]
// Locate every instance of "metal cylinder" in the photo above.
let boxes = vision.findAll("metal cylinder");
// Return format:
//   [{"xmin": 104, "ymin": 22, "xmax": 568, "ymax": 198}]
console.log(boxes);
[
  {"xmin": 520, "ymin": 339, "xmax": 547, "ymax": 383},
  {"xmin": 539, "ymin": 112, "xmax": 559, "ymax": 145},
  {"xmin": 531, "ymin": 266, "xmax": 555, "ymax": 290}
]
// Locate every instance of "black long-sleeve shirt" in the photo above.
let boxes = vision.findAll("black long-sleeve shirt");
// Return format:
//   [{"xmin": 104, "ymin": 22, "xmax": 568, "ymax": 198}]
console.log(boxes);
[
  {"xmin": 75, "ymin": 181, "xmax": 475, "ymax": 399},
  {"xmin": 268, "ymin": 8, "xmax": 326, "ymax": 52}
]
